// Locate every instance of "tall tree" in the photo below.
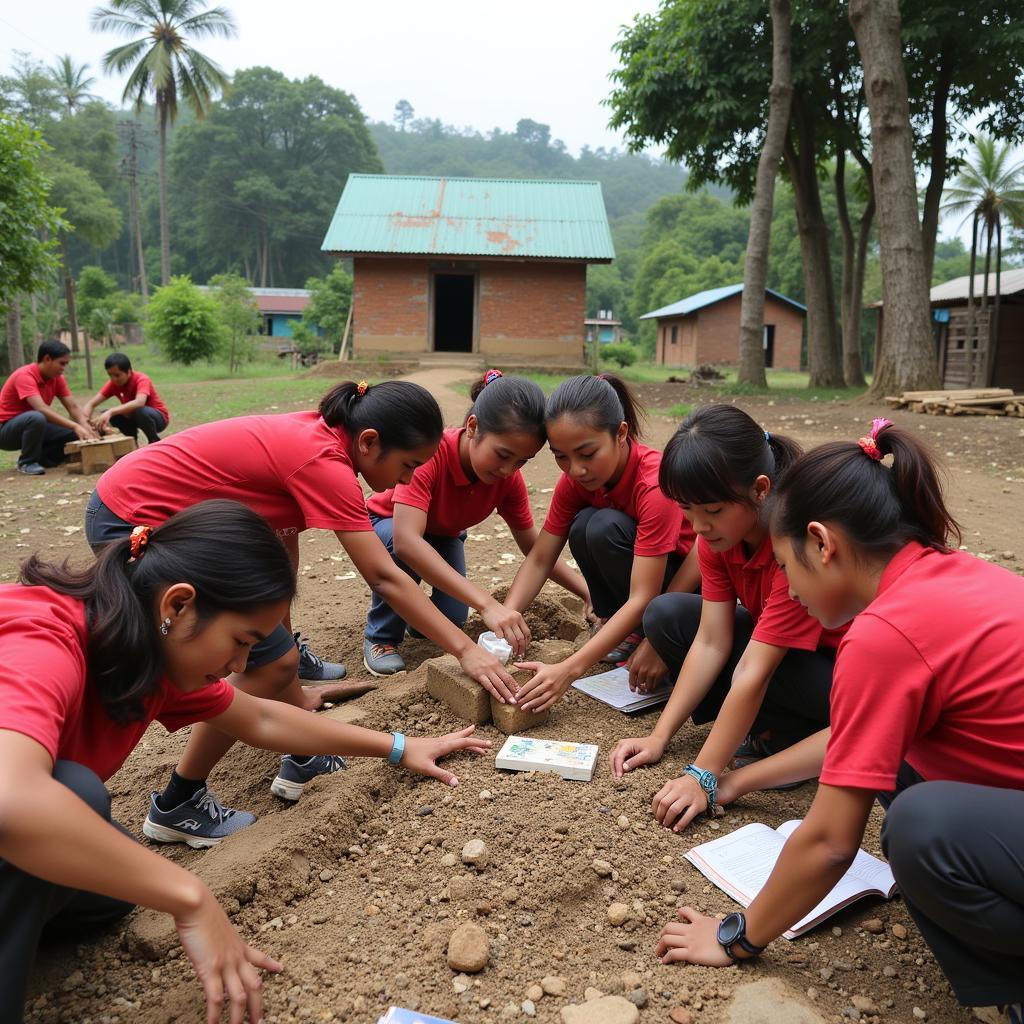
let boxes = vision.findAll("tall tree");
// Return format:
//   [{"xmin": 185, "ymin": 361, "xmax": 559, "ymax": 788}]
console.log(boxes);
[
  {"xmin": 91, "ymin": 0, "xmax": 237, "ymax": 285},
  {"xmin": 0, "ymin": 52, "xmax": 61, "ymax": 126},
  {"xmin": 393, "ymin": 99, "xmax": 414, "ymax": 131},
  {"xmin": 849, "ymin": 0, "xmax": 937, "ymax": 395},
  {"xmin": 737, "ymin": 0, "xmax": 792, "ymax": 387},
  {"xmin": 48, "ymin": 56, "xmax": 98, "ymax": 116}
]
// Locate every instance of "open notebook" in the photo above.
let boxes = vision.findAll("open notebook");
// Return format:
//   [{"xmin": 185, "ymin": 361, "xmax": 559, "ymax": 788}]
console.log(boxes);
[
  {"xmin": 571, "ymin": 666, "xmax": 672, "ymax": 713},
  {"xmin": 685, "ymin": 819, "xmax": 898, "ymax": 939}
]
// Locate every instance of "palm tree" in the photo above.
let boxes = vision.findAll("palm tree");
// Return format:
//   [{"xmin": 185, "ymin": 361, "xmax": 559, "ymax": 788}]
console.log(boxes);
[
  {"xmin": 91, "ymin": 0, "xmax": 237, "ymax": 285},
  {"xmin": 942, "ymin": 135, "xmax": 1024, "ymax": 385},
  {"xmin": 48, "ymin": 56, "xmax": 98, "ymax": 116}
]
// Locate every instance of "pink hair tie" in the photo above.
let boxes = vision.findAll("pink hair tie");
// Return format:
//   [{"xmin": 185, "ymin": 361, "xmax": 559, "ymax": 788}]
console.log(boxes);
[
  {"xmin": 484, "ymin": 368, "xmax": 503, "ymax": 386},
  {"xmin": 858, "ymin": 436, "xmax": 883, "ymax": 461},
  {"xmin": 871, "ymin": 417, "xmax": 893, "ymax": 439}
]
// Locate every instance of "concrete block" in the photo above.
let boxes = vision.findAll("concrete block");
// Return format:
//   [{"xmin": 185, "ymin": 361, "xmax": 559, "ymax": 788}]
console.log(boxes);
[
  {"xmin": 425, "ymin": 654, "xmax": 492, "ymax": 724},
  {"xmin": 490, "ymin": 695, "xmax": 549, "ymax": 735}
]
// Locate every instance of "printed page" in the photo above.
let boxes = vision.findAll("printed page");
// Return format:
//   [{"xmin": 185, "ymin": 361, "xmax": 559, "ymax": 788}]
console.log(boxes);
[
  {"xmin": 571, "ymin": 667, "xmax": 671, "ymax": 710},
  {"xmin": 776, "ymin": 820, "xmax": 896, "ymax": 895}
]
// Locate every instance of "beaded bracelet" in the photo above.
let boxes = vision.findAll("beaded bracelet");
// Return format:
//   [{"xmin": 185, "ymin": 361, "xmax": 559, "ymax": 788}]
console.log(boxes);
[{"xmin": 682, "ymin": 763, "xmax": 718, "ymax": 818}]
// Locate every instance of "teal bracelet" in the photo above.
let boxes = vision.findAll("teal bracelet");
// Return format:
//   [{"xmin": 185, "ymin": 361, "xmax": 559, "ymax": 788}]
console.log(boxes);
[
  {"xmin": 388, "ymin": 731, "xmax": 406, "ymax": 766},
  {"xmin": 682, "ymin": 763, "xmax": 718, "ymax": 818}
]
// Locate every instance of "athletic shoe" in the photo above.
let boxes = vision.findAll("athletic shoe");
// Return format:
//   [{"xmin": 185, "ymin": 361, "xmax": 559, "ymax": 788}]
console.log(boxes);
[
  {"xmin": 16, "ymin": 461, "xmax": 45, "ymax": 476},
  {"xmin": 732, "ymin": 734, "xmax": 806, "ymax": 791},
  {"xmin": 271, "ymin": 754, "xmax": 347, "ymax": 802},
  {"xmin": 294, "ymin": 632, "xmax": 346, "ymax": 681},
  {"xmin": 603, "ymin": 631, "xmax": 643, "ymax": 664},
  {"xmin": 363, "ymin": 638, "xmax": 407, "ymax": 676},
  {"xmin": 142, "ymin": 787, "xmax": 256, "ymax": 848}
]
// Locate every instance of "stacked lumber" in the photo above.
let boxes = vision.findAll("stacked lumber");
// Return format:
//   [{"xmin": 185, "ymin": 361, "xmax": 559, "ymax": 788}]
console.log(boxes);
[
  {"xmin": 884, "ymin": 388, "xmax": 1024, "ymax": 417},
  {"xmin": 63, "ymin": 433, "xmax": 137, "ymax": 474}
]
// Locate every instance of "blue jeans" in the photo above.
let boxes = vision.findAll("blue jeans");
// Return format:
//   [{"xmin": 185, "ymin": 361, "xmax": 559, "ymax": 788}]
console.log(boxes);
[{"xmin": 365, "ymin": 515, "xmax": 468, "ymax": 645}]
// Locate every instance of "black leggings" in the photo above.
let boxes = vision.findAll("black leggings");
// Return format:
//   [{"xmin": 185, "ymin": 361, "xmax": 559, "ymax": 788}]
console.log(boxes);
[
  {"xmin": 642, "ymin": 591, "xmax": 834, "ymax": 746},
  {"xmin": 0, "ymin": 762, "xmax": 134, "ymax": 1020}
]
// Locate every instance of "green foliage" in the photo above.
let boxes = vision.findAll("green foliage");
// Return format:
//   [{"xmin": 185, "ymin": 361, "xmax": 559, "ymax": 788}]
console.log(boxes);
[
  {"xmin": 289, "ymin": 320, "xmax": 327, "ymax": 358},
  {"xmin": 0, "ymin": 116, "xmax": 65, "ymax": 310},
  {"xmin": 46, "ymin": 158, "xmax": 122, "ymax": 250},
  {"xmin": 208, "ymin": 273, "xmax": 261, "ymax": 372},
  {"xmin": 303, "ymin": 264, "xmax": 353, "ymax": 349},
  {"xmin": 0, "ymin": 52, "xmax": 62, "ymax": 126},
  {"xmin": 77, "ymin": 265, "xmax": 118, "ymax": 306},
  {"xmin": 600, "ymin": 341, "xmax": 639, "ymax": 368},
  {"xmin": 586, "ymin": 265, "xmax": 626, "ymax": 321},
  {"xmin": 146, "ymin": 276, "xmax": 221, "ymax": 365}
]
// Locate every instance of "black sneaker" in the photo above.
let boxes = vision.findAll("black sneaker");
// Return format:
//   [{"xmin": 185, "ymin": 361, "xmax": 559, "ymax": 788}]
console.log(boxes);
[
  {"xmin": 142, "ymin": 787, "xmax": 256, "ymax": 848},
  {"xmin": 16, "ymin": 461, "xmax": 45, "ymax": 476},
  {"xmin": 271, "ymin": 754, "xmax": 347, "ymax": 802},
  {"xmin": 294, "ymin": 632, "xmax": 346, "ymax": 681}
]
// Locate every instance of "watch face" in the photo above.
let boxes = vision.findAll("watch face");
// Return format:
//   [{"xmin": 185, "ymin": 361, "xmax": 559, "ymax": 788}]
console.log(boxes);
[{"xmin": 718, "ymin": 912, "xmax": 744, "ymax": 945}]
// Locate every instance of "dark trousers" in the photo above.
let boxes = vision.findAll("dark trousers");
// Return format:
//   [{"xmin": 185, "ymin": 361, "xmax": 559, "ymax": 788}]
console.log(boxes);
[
  {"xmin": 109, "ymin": 406, "xmax": 165, "ymax": 444},
  {"xmin": 568, "ymin": 507, "xmax": 682, "ymax": 620},
  {"xmin": 0, "ymin": 411, "xmax": 75, "ymax": 467},
  {"xmin": 643, "ymin": 591, "xmax": 834, "ymax": 746},
  {"xmin": 881, "ymin": 777, "xmax": 1024, "ymax": 1007},
  {"xmin": 0, "ymin": 761, "xmax": 134, "ymax": 1021}
]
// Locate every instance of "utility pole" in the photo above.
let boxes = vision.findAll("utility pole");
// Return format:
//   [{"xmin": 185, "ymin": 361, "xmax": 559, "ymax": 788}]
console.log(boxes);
[{"xmin": 118, "ymin": 120, "xmax": 149, "ymax": 301}]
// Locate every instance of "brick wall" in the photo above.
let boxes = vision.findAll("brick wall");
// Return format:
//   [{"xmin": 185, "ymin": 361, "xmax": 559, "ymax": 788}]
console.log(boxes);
[{"xmin": 353, "ymin": 258, "xmax": 430, "ymax": 353}]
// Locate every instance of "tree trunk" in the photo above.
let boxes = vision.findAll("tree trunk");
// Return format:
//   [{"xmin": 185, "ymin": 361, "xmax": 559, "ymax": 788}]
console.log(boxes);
[
  {"xmin": 979, "ymin": 221, "xmax": 992, "ymax": 386},
  {"xmin": 991, "ymin": 217, "xmax": 1002, "ymax": 384},
  {"xmin": 919, "ymin": 60, "xmax": 953, "ymax": 283},
  {"xmin": 30, "ymin": 291, "xmax": 41, "ymax": 344},
  {"xmin": 158, "ymin": 102, "xmax": 171, "ymax": 286},
  {"xmin": 737, "ymin": 0, "xmax": 793, "ymax": 388},
  {"xmin": 6, "ymin": 296, "xmax": 24, "ymax": 372},
  {"xmin": 61, "ymin": 238, "xmax": 91, "ymax": 389},
  {"xmin": 966, "ymin": 209, "xmax": 979, "ymax": 381},
  {"xmin": 850, "ymin": 0, "xmax": 938, "ymax": 396},
  {"xmin": 834, "ymin": 155, "xmax": 872, "ymax": 387}
]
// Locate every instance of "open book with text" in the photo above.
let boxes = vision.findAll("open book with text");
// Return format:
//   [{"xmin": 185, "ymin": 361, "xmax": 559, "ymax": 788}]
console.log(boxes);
[{"xmin": 685, "ymin": 819, "xmax": 898, "ymax": 939}]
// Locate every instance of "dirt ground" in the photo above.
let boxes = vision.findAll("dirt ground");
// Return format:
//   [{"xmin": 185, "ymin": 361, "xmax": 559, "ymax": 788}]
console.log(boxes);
[{"xmin": 5, "ymin": 369, "xmax": 1023, "ymax": 1024}]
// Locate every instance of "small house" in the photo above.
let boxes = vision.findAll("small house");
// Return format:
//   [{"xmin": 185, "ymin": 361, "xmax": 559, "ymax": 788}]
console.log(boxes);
[
  {"xmin": 251, "ymin": 288, "xmax": 312, "ymax": 338},
  {"xmin": 584, "ymin": 315, "xmax": 623, "ymax": 346}
]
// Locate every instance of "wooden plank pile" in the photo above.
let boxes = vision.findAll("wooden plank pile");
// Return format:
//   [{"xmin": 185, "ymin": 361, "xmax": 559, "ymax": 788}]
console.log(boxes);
[
  {"xmin": 884, "ymin": 388, "xmax": 1024, "ymax": 417},
  {"xmin": 64, "ymin": 433, "xmax": 137, "ymax": 474}
]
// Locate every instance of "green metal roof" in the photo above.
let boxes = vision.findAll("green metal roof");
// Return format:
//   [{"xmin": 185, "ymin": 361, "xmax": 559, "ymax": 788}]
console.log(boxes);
[{"xmin": 321, "ymin": 174, "xmax": 615, "ymax": 261}]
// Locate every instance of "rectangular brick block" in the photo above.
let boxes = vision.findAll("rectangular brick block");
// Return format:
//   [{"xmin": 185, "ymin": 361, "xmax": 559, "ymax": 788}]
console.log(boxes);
[
  {"xmin": 490, "ymin": 695, "xmax": 550, "ymax": 735},
  {"xmin": 425, "ymin": 655, "xmax": 492, "ymax": 724}
]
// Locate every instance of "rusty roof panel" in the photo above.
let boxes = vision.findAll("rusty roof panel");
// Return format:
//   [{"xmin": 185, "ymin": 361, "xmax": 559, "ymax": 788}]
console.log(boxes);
[{"xmin": 321, "ymin": 175, "xmax": 615, "ymax": 261}]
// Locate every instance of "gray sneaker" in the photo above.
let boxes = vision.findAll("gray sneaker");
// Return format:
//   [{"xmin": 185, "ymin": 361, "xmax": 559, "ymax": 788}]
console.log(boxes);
[
  {"xmin": 363, "ymin": 638, "xmax": 406, "ymax": 676},
  {"xmin": 294, "ymin": 632, "xmax": 346, "ymax": 681},
  {"xmin": 16, "ymin": 461, "xmax": 45, "ymax": 476},
  {"xmin": 142, "ymin": 787, "xmax": 256, "ymax": 848},
  {"xmin": 271, "ymin": 754, "xmax": 347, "ymax": 802}
]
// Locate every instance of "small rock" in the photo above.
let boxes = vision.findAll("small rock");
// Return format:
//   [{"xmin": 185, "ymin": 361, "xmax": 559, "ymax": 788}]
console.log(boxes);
[
  {"xmin": 625, "ymin": 987, "xmax": 648, "ymax": 1008},
  {"xmin": 592, "ymin": 859, "xmax": 613, "ymax": 877},
  {"xmin": 832, "ymin": 926, "xmax": 843, "ymax": 937},
  {"xmin": 480, "ymin": 789, "xmax": 493, "ymax": 800},
  {"xmin": 1002, "ymin": 551, "xmax": 1015, "ymax": 560},
  {"xmin": 892, "ymin": 923, "xmax": 908, "ymax": 940},
  {"xmin": 526, "ymin": 984, "xmax": 544, "ymax": 1002},
  {"xmin": 447, "ymin": 922, "xmax": 490, "ymax": 973},
  {"xmin": 617, "ymin": 815, "xmax": 630, "ymax": 829},
  {"xmin": 62, "ymin": 970, "xmax": 84, "ymax": 992},
  {"xmin": 553, "ymin": 822, "xmax": 570, "ymax": 834},
  {"xmin": 417, "ymin": 805, "xmax": 434, "ymax": 817},
  {"xmin": 862, "ymin": 918, "xmax": 883, "ymax": 935},
  {"xmin": 606, "ymin": 902, "xmax": 629, "ymax": 926},
  {"xmin": 819, "ymin": 967, "xmax": 834, "ymax": 981},
  {"xmin": 841, "ymin": 1008, "xmax": 860, "ymax": 1021},
  {"xmin": 669, "ymin": 1009, "xmax": 692, "ymax": 1024},
  {"xmin": 365, "ymin": 904, "xmax": 380, "ymax": 916},
  {"xmin": 318, "ymin": 869, "xmax": 335, "ymax": 882},
  {"xmin": 542, "ymin": 976, "xmax": 567, "ymax": 997},
  {"xmin": 616, "ymin": 940, "xmax": 636, "ymax": 952},
  {"xmin": 522, "ymin": 999, "xmax": 537, "ymax": 1017},
  {"xmin": 670, "ymin": 880, "xmax": 687, "ymax": 893},
  {"xmin": 913, "ymin": 1009, "xmax": 927, "ymax": 1021},
  {"xmin": 560, "ymin": 995, "xmax": 640, "ymax": 1024},
  {"xmin": 453, "ymin": 974, "xmax": 471, "ymax": 994},
  {"xmin": 852, "ymin": 996, "xmax": 875, "ymax": 1012},
  {"xmin": 883, "ymin": 966, "xmax": 898, "ymax": 978},
  {"xmin": 462, "ymin": 839, "xmax": 489, "ymax": 868},
  {"xmin": 620, "ymin": 972, "xmax": 642, "ymax": 991},
  {"xmin": 441, "ymin": 852, "xmax": 458, "ymax": 867}
]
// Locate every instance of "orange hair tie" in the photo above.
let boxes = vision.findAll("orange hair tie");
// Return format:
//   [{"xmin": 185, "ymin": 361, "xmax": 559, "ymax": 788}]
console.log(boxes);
[
  {"xmin": 356, "ymin": 380, "xmax": 369, "ymax": 396},
  {"xmin": 128, "ymin": 524, "xmax": 153, "ymax": 561},
  {"xmin": 858, "ymin": 436, "xmax": 882, "ymax": 461}
]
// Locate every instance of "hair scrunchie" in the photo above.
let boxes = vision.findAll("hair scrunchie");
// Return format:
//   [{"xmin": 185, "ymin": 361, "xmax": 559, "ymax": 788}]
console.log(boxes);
[
  {"xmin": 128, "ymin": 524, "xmax": 153, "ymax": 562},
  {"xmin": 484, "ymin": 368, "xmax": 503, "ymax": 386},
  {"xmin": 356, "ymin": 380, "xmax": 369, "ymax": 396},
  {"xmin": 857, "ymin": 417, "xmax": 893, "ymax": 461}
]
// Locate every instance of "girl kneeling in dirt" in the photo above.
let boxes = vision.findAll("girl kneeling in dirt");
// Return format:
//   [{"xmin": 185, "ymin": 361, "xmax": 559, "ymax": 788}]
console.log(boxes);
[
  {"xmin": 362, "ymin": 370, "xmax": 589, "ymax": 677},
  {"xmin": 656, "ymin": 421, "xmax": 1024, "ymax": 1024},
  {"xmin": 502, "ymin": 373, "xmax": 700, "ymax": 713},
  {"xmin": 0, "ymin": 500, "xmax": 488, "ymax": 1024},
  {"xmin": 84, "ymin": 381, "xmax": 515, "ymax": 845},
  {"xmin": 609, "ymin": 404, "xmax": 846, "ymax": 832}
]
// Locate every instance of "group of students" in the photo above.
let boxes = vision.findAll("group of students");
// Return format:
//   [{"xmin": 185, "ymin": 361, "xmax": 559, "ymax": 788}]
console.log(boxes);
[{"xmin": 0, "ymin": 366, "xmax": 1021, "ymax": 1024}]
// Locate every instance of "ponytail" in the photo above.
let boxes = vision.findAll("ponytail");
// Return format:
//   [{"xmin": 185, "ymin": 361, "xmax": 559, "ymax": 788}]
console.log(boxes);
[
  {"xmin": 660, "ymin": 403, "xmax": 800, "ymax": 505},
  {"xmin": 465, "ymin": 370, "xmax": 546, "ymax": 441},
  {"xmin": 19, "ymin": 501, "xmax": 296, "ymax": 724},
  {"xmin": 319, "ymin": 380, "xmax": 443, "ymax": 453},
  {"xmin": 545, "ymin": 372, "xmax": 645, "ymax": 440},
  {"xmin": 770, "ymin": 422, "xmax": 962, "ymax": 561}
]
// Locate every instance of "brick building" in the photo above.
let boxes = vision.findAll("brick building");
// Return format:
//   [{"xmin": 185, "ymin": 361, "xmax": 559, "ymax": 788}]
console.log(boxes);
[
  {"xmin": 321, "ymin": 175, "xmax": 614, "ymax": 363},
  {"xmin": 641, "ymin": 284, "xmax": 806, "ymax": 370}
]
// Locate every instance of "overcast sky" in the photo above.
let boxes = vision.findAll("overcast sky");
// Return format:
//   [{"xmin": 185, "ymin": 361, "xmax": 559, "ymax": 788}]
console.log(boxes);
[{"xmin": 0, "ymin": 0, "xmax": 660, "ymax": 154}]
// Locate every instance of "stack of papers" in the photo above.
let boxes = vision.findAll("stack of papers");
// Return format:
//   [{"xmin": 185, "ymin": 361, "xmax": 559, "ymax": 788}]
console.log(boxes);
[
  {"xmin": 571, "ymin": 666, "xmax": 672, "ymax": 713},
  {"xmin": 377, "ymin": 1010, "xmax": 455, "ymax": 1024},
  {"xmin": 495, "ymin": 735, "xmax": 598, "ymax": 781}
]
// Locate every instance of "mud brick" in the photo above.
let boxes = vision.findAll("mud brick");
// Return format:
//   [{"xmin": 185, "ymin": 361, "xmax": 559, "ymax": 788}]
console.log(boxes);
[
  {"xmin": 558, "ymin": 594, "xmax": 585, "ymax": 616},
  {"xmin": 556, "ymin": 618, "xmax": 585, "ymax": 642},
  {"xmin": 425, "ymin": 655, "xmax": 492, "ymax": 724},
  {"xmin": 490, "ymin": 695, "xmax": 550, "ymax": 735}
]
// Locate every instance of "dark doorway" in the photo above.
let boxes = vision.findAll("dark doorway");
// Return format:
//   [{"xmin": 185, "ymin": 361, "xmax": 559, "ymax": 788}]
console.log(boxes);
[
  {"xmin": 763, "ymin": 324, "xmax": 775, "ymax": 368},
  {"xmin": 433, "ymin": 274, "xmax": 475, "ymax": 352}
]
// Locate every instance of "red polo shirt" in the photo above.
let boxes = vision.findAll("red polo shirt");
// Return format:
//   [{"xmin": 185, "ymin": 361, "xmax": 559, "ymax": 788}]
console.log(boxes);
[
  {"xmin": 542, "ymin": 440, "xmax": 694, "ymax": 558},
  {"xmin": 821, "ymin": 542, "xmax": 1024, "ymax": 791},
  {"xmin": 96, "ymin": 410, "xmax": 372, "ymax": 536},
  {"xmin": 698, "ymin": 534, "xmax": 847, "ymax": 651},
  {"xmin": 100, "ymin": 370, "xmax": 170, "ymax": 424},
  {"xmin": 0, "ymin": 363, "xmax": 70, "ymax": 424},
  {"xmin": 366, "ymin": 427, "xmax": 534, "ymax": 537},
  {"xmin": 0, "ymin": 585, "xmax": 234, "ymax": 782}
]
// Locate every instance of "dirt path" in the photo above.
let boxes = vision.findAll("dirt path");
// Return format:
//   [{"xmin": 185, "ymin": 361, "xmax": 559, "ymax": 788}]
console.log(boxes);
[{"xmin": 9, "ymin": 379, "xmax": 1023, "ymax": 1024}]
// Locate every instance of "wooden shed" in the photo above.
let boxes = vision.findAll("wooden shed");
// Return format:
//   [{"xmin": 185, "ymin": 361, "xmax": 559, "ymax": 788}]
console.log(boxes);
[
  {"xmin": 639, "ymin": 284, "xmax": 806, "ymax": 370},
  {"xmin": 320, "ymin": 175, "xmax": 614, "ymax": 364}
]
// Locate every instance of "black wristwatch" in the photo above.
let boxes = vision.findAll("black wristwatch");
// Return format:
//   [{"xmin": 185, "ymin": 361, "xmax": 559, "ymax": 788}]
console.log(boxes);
[{"xmin": 717, "ymin": 912, "xmax": 766, "ymax": 962}]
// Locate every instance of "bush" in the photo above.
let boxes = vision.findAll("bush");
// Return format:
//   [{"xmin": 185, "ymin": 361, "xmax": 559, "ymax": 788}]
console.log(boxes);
[
  {"xmin": 208, "ymin": 273, "xmax": 260, "ymax": 372},
  {"xmin": 600, "ymin": 341, "xmax": 639, "ymax": 368},
  {"xmin": 146, "ymin": 276, "xmax": 221, "ymax": 365}
]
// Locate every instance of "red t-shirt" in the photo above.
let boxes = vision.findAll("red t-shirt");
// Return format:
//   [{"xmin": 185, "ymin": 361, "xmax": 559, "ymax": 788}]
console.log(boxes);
[
  {"xmin": 0, "ymin": 363, "xmax": 71, "ymax": 423},
  {"xmin": 96, "ymin": 410, "xmax": 373, "ymax": 536},
  {"xmin": 821, "ymin": 542, "xmax": 1024, "ymax": 791},
  {"xmin": 542, "ymin": 441, "xmax": 695, "ymax": 558},
  {"xmin": 698, "ymin": 534, "xmax": 847, "ymax": 651},
  {"xmin": 0, "ymin": 585, "xmax": 234, "ymax": 782},
  {"xmin": 100, "ymin": 370, "xmax": 170, "ymax": 424},
  {"xmin": 366, "ymin": 427, "xmax": 534, "ymax": 537}
]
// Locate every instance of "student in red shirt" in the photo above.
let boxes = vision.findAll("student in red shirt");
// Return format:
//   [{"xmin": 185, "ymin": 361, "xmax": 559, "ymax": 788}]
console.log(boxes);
[
  {"xmin": 0, "ymin": 500, "xmax": 488, "ymax": 1024},
  {"xmin": 504, "ymin": 373, "xmax": 699, "ymax": 713},
  {"xmin": 610, "ymin": 404, "xmax": 844, "ymax": 831},
  {"xmin": 0, "ymin": 340, "xmax": 98, "ymax": 475},
  {"xmin": 84, "ymin": 381, "xmax": 516, "ymax": 843},
  {"xmin": 82, "ymin": 352, "xmax": 169, "ymax": 444},
  {"xmin": 656, "ymin": 420, "xmax": 1024, "ymax": 1024},
  {"xmin": 363, "ymin": 370, "xmax": 589, "ymax": 675}
]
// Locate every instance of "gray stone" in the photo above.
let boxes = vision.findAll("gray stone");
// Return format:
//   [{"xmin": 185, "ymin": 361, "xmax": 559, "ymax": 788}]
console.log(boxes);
[{"xmin": 560, "ymin": 995, "xmax": 640, "ymax": 1024}]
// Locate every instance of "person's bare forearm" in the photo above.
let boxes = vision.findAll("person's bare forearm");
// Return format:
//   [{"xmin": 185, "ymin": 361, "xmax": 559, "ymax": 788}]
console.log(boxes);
[
  {"xmin": 567, "ymin": 597, "xmax": 648, "ymax": 673},
  {"xmin": 691, "ymin": 681, "xmax": 767, "ymax": 775},
  {"xmin": 547, "ymin": 557, "xmax": 589, "ymax": 600},
  {"xmin": 373, "ymin": 567, "xmax": 473, "ymax": 656},
  {"xmin": 395, "ymin": 533, "xmax": 492, "ymax": 613},
  {"xmin": 505, "ymin": 556, "xmax": 552, "ymax": 614},
  {"xmin": 720, "ymin": 729, "xmax": 828, "ymax": 800}
]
